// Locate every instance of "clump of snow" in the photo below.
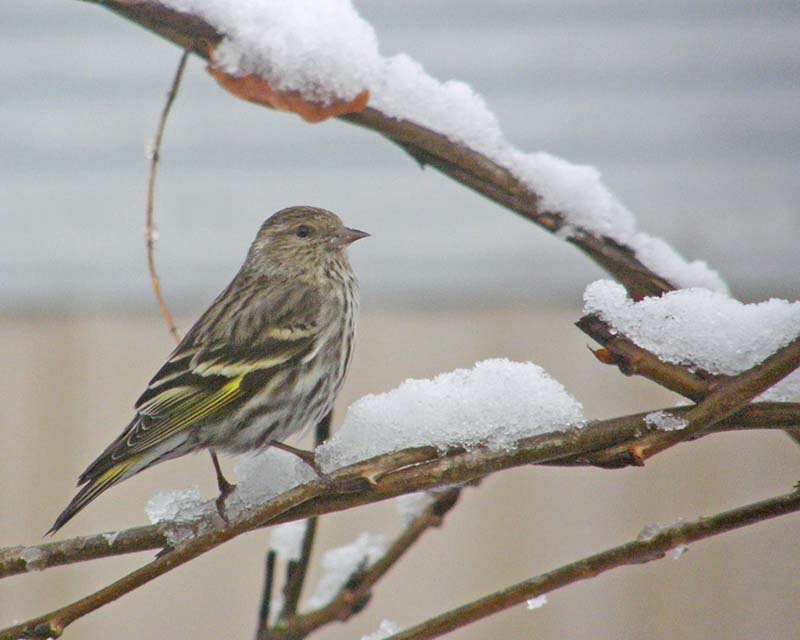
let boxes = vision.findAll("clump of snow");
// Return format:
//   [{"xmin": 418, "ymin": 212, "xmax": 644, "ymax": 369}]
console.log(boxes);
[
  {"xmin": 228, "ymin": 448, "xmax": 317, "ymax": 517},
  {"xmin": 372, "ymin": 54, "xmax": 508, "ymax": 159},
  {"xmin": 307, "ymin": 532, "xmax": 387, "ymax": 608},
  {"xmin": 158, "ymin": 0, "xmax": 724, "ymax": 292},
  {"xmin": 316, "ymin": 359, "xmax": 584, "ymax": 471},
  {"xmin": 584, "ymin": 280, "xmax": 800, "ymax": 400},
  {"xmin": 630, "ymin": 233, "xmax": 727, "ymax": 294},
  {"xmin": 645, "ymin": 411, "xmax": 688, "ymax": 432},
  {"xmin": 19, "ymin": 547, "xmax": 45, "ymax": 572},
  {"xmin": 146, "ymin": 485, "xmax": 211, "ymax": 524},
  {"xmin": 671, "ymin": 544, "xmax": 689, "ymax": 560},
  {"xmin": 270, "ymin": 520, "xmax": 308, "ymax": 561},
  {"xmin": 361, "ymin": 620, "xmax": 402, "ymax": 640},
  {"xmin": 526, "ymin": 594, "xmax": 548, "ymax": 610},
  {"xmin": 508, "ymin": 151, "xmax": 636, "ymax": 240},
  {"xmin": 394, "ymin": 492, "xmax": 434, "ymax": 525},
  {"xmin": 161, "ymin": 0, "xmax": 380, "ymax": 104}
]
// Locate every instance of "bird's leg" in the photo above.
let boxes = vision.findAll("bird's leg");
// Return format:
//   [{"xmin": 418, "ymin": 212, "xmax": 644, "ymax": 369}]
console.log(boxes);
[
  {"xmin": 209, "ymin": 450, "xmax": 236, "ymax": 523},
  {"xmin": 270, "ymin": 441, "xmax": 324, "ymax": 476}
]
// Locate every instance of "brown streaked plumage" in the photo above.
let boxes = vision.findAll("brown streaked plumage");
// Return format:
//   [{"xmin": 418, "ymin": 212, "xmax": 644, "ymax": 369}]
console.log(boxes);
[{"xmin": 49, "ymin": 206, "xmax": 367, "ymax": 534}]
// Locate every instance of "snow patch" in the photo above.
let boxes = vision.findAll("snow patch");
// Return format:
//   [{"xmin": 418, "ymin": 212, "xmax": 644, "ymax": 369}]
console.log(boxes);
[
  {"xmin": 269, "ymin": 520, "xmax": 308, "ymax": 561},
  {"xmin": 394, "ymin": 492, "xmax": 434, "ymax": 525},
  {"xmin": 645, "ymin": 411, "xmax": 688, "ymax": 432}
]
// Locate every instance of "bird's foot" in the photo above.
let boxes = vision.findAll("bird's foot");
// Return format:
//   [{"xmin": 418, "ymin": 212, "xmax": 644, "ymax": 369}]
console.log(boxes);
[
  {"xmin": 215, "ymin": 480, "xmax": 237, "ymax": 524},
  {"xmin": 270, "ymin": 441, "xmax": 325, "ymax": 477},
  {"xmin": 210, "ymin": 450, "xmax": 237, "ymax": 524}
]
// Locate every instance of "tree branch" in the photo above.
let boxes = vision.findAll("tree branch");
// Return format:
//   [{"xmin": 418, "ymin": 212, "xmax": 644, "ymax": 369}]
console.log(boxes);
[
  {"xmin": 384, "ymin": 485, "xmax": 800, "ymax": 640},
  {"xmin": 2, "ymin": 403, "xmax": 797, "ymax": 583},
  {"xmin": 592, "ymin": 335, "xmax": 800, "ymax": 466},
  {"xmin": 576, "ymin": 314, "xmax": 800, "ymax": 455},
  {"xmin": 576, "ymin": 314, "xmax": 721, "ymax": 402}
]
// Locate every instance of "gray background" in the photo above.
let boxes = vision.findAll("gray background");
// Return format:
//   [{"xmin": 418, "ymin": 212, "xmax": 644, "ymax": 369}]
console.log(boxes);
[{"xmin": 1, "ymin": 2, "xmax": 799, "ymax": 640}]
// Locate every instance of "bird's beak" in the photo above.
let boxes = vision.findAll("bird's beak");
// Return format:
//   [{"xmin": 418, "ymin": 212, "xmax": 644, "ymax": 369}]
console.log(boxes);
[{"xmin": 332, "ymin": 226, "xmax": 370, "ymax": 247}]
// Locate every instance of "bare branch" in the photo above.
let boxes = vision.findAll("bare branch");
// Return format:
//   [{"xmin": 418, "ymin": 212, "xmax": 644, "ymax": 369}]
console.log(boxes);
[{"xmin": 385, "ymin": 486, "xmax": 800, "ymax": 640}]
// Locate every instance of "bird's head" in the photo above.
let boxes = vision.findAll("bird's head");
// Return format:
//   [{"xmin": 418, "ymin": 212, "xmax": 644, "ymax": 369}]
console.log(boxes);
[{"xmin": 246, "ymin": 206, "xmax": 369, "ymax": 278}]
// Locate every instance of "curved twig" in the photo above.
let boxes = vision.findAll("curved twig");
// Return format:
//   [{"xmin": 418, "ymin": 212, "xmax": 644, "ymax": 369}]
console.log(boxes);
[{"xmin": 145, "ymin": 49, "xmax": 188, "ymax": 344}]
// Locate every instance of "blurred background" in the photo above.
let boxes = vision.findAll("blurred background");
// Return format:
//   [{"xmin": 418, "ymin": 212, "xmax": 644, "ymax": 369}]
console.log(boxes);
[{"xmin": 1, "ymin": 1, "xmax": 798, "ymax": 639}]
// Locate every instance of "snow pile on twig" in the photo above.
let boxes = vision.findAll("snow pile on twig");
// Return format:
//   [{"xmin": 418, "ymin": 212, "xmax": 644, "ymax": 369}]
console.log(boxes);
[
  {"xmin": 307, "ymin": 532, "xmax": 387, "ymax": 608},
  {"xmin": 316, "ymin": 359, "xmax": 585, "ymax": 471},
  {"xmin": 584, "ymin": 280, "xmax": 800, "ymax": 400},
  {"xmin": 159, "ymin": 0, "xmax": 726, "ymax": 292}
]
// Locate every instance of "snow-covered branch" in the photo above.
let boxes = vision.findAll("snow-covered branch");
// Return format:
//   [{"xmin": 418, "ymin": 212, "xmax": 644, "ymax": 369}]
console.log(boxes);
[
  {"xmin": 78, "ymin": 0, "xmax": 726, "ymax": 302},
  {"xmin": 1, "ymin": 402, "xmax": 796, "ymax": 580}
]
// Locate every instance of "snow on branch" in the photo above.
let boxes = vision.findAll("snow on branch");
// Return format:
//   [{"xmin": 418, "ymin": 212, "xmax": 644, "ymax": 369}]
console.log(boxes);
[
  {"xmin": 82, "ymin": 0, "xmax": 722, "ymax": 300},
  {"xmin": 317, "ymin": 359, "xmax": 585, "ymax": 470},
  {"xmin": 165, "ymin": 0, "xmax": 726, "ymax": 292},
  {"xmin": 584, "ymin": 280, "xmax": 800, "ymax": 401}
]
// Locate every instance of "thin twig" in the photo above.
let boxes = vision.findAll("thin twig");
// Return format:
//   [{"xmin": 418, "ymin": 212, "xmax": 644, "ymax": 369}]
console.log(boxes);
[
  {"xmin": 145, "ymin": 49, "xmax": 189, "ymax": 344},
  {"xmin": 384, "ymin": 486, "xmax": 800, "ymax": 640},
  {"xmin": 3, "ymin": 402, "xmax": 798, "ymax": 581}
]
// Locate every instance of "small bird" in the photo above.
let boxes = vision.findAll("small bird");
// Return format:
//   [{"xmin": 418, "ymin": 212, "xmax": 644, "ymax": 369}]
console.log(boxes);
[{"xmin": 49, "ymin": 206, "xmax": 368, "ymax": 534}]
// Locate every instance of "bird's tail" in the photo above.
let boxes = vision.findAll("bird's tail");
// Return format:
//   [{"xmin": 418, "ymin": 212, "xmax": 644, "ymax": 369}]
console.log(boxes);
[{"xmin": 47, "ymin": 457, "xmax": 141, "ymax": 536}]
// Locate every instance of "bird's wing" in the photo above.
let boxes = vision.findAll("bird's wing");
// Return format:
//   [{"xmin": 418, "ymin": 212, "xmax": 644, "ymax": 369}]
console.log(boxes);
[{"xmin": 79, "ymin": 282, "xmax": 321, "ymax": 483}]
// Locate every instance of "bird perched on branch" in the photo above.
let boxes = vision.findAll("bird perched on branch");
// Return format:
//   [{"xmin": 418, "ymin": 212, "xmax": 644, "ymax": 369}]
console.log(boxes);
[{"xmin": 49, "ymin": 206, "xmax": 368, "ymax": 534}]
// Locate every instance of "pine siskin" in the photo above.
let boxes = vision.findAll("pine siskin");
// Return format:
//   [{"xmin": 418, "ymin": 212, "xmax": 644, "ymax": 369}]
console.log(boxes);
[{"xmin": 49, "ymin": 206, "xmax": 368, "ymax": 534}]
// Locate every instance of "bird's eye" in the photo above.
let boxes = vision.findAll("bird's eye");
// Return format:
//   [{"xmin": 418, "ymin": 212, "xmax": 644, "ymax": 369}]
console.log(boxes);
[{"xmin": 296, "ymin": 225, "xmax": 312, "ymax": 238}]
